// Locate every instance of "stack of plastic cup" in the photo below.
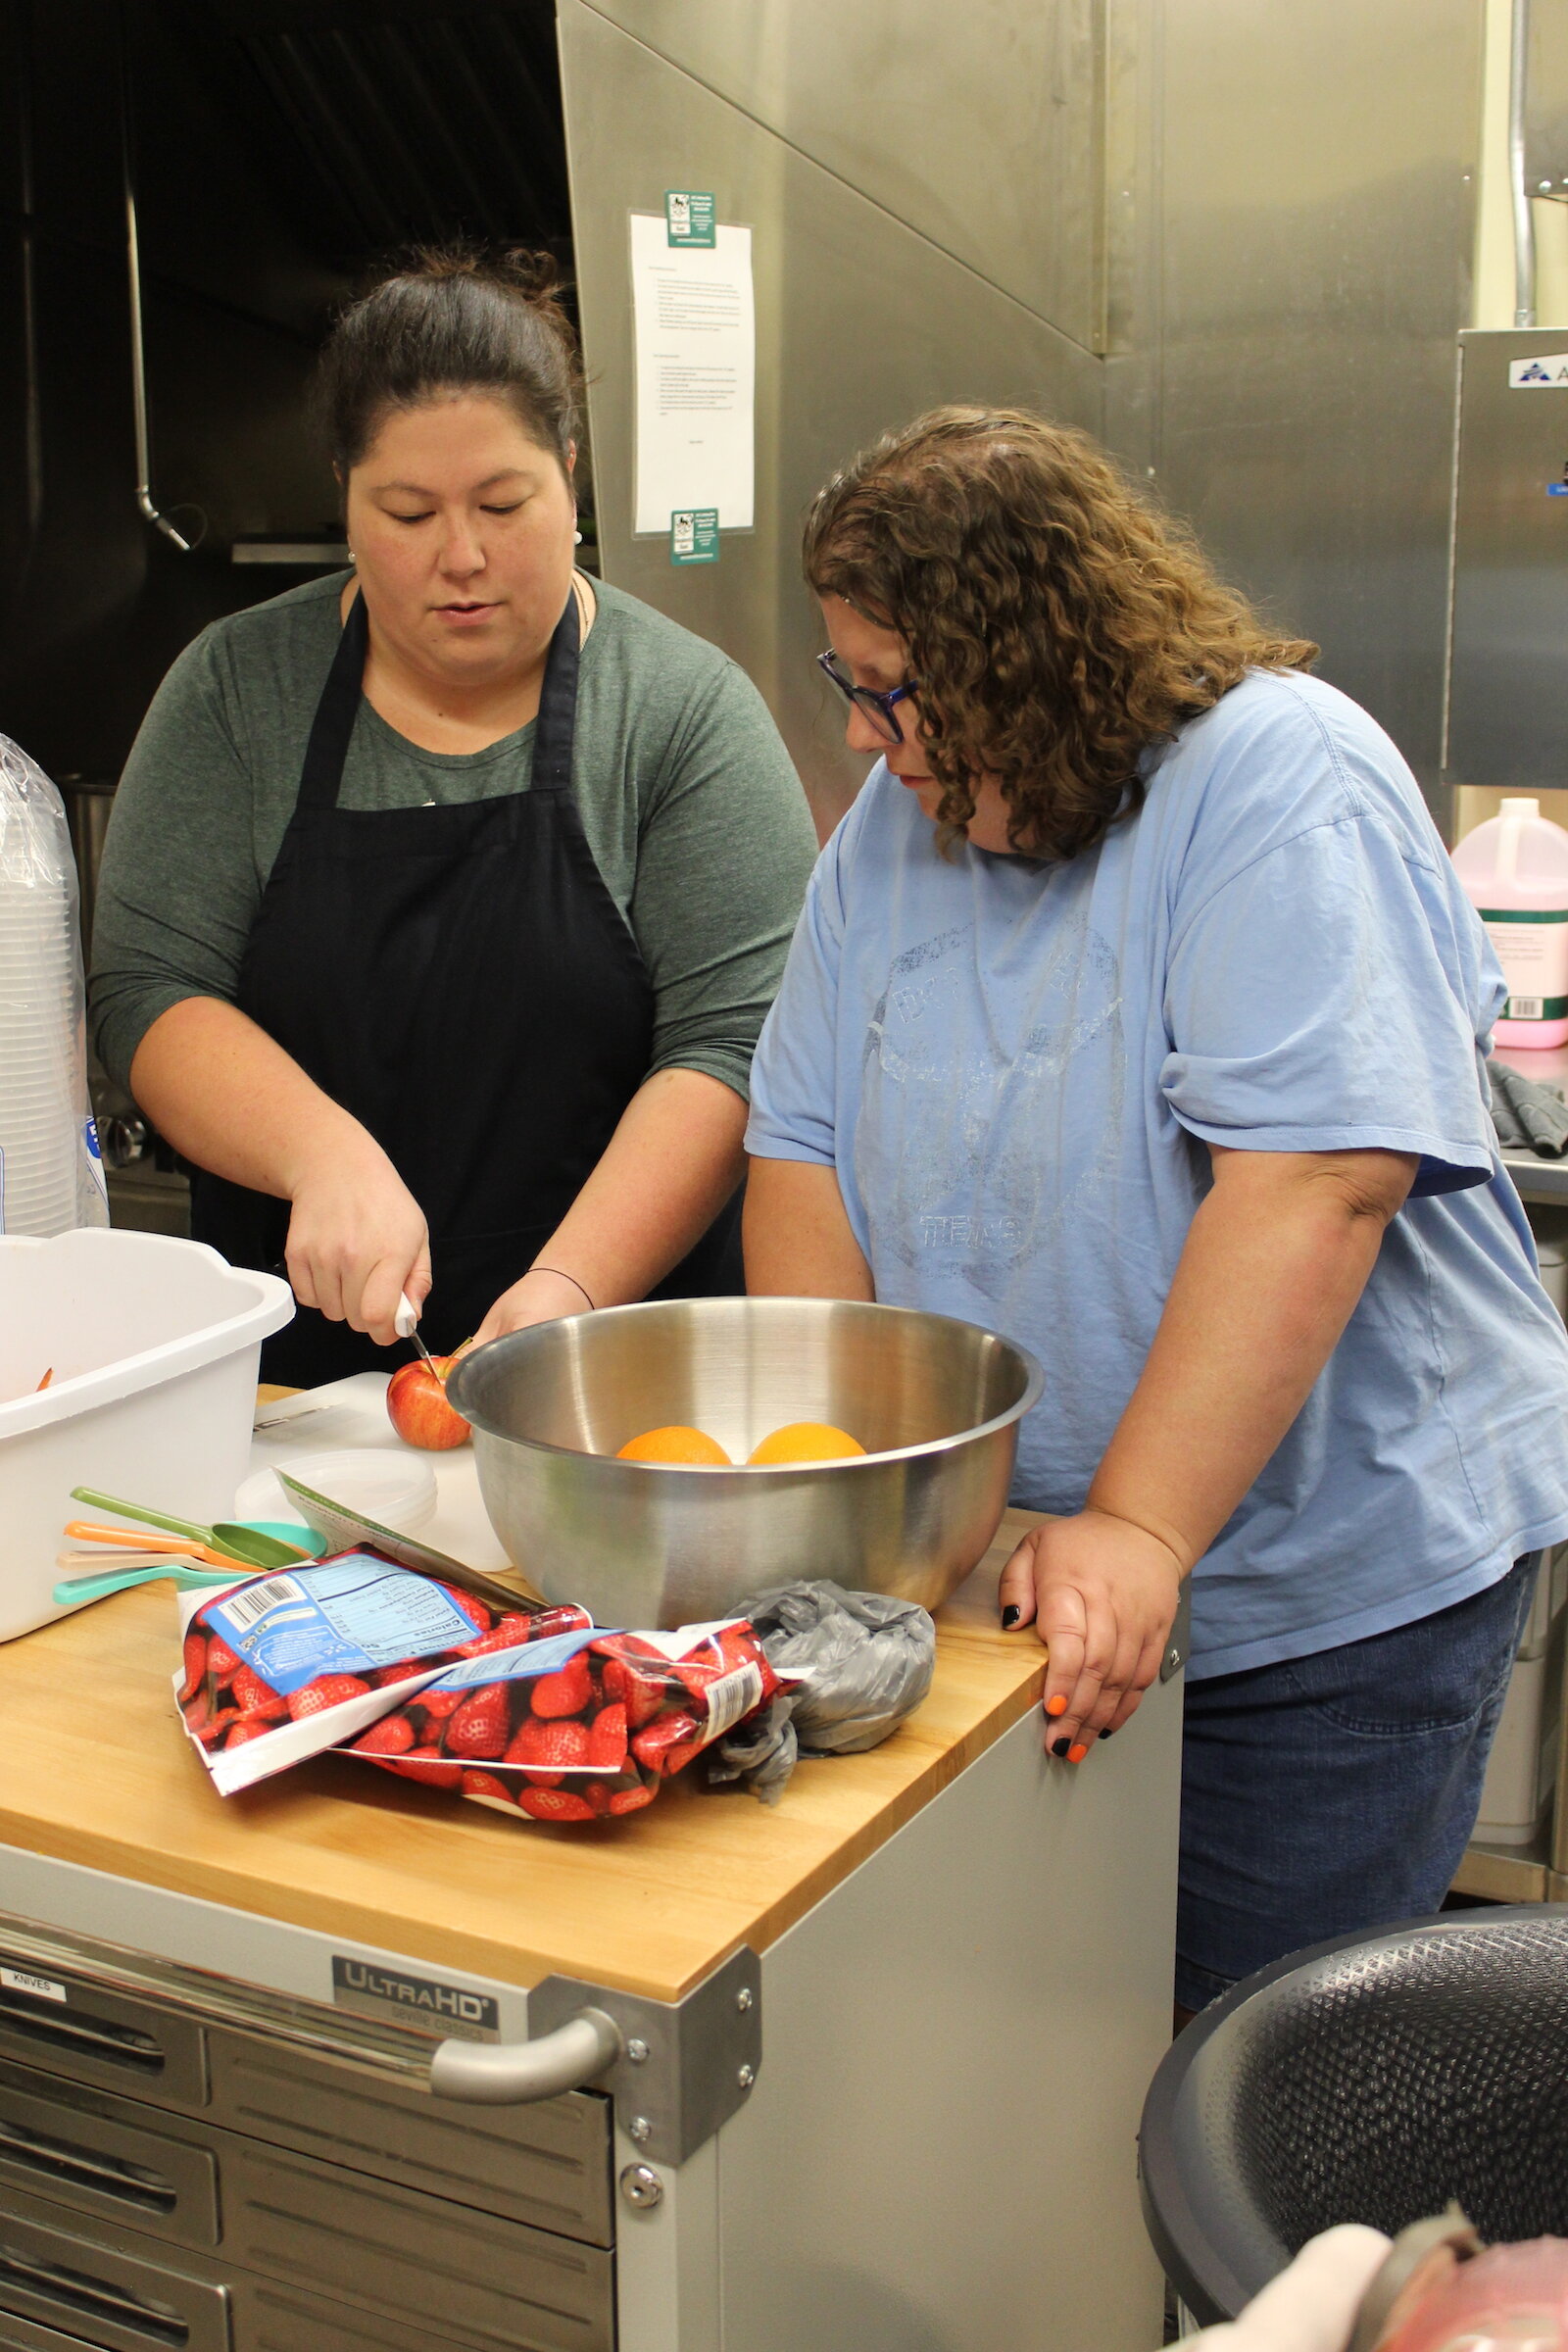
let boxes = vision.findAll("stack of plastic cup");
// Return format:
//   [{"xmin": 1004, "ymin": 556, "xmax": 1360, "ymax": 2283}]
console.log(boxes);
[{"xmin": 0, "ymin": 740, "xmax": 96, "ymax": 1237}]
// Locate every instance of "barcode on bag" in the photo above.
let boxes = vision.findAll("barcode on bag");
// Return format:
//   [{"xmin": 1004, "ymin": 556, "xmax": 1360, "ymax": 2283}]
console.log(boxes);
[
  {"xmin": 220, "ymin": 1575, "xmax": 304, "ymax": 1630},
  {"xmin": 1508, "ymin": 996, "xmax": 1544, "ymax": 1019},
  {"xmin": 701, "ymin": 1660, "xmax": 764, "ymax": 1744}
]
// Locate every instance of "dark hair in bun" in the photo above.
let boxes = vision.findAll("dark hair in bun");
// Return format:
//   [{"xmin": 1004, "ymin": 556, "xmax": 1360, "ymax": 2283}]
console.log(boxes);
[{"xmin": 313, "ymin": 245, "xmax": 581, "ymax": 475}]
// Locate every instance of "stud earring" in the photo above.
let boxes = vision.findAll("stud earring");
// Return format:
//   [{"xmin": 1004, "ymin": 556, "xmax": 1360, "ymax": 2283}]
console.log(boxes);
[{"xmin": 573, "ymin": 529, "xmax": 583, "ymax": 546}]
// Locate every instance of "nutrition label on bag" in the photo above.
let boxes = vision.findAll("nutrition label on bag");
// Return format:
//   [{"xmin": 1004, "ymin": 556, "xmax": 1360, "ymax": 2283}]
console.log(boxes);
[{"xmin": 207, "ymin": 1556, "xmax": 477, "ymax": 1696}]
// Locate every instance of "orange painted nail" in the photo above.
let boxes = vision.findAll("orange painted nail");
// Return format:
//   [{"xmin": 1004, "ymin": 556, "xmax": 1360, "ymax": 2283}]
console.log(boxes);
[
  {"xmin": 1067, "ymin": 1742, "xmax": 1089, "ymax": 1764},
  {"xmin": 1046, "ymin": 1693, "xmax": 1067, "ymax": 1717}
]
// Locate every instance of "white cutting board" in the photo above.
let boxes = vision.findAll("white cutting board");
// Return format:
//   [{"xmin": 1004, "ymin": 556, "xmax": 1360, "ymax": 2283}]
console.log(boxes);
[{"xmin": 244, "ymin": 1372, "xmax": 513, "ymax": 1572}]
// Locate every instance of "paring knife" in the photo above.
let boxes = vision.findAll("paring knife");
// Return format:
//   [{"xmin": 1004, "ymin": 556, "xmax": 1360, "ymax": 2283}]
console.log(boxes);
[{"xmin": 395, "ymin": 1292, "xmax": 445, "ymax": 1380}]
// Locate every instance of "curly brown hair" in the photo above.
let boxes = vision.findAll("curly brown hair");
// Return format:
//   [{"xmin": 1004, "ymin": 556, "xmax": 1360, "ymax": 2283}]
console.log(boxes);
[{"xmin": 803, "ymin": 407, "xmax": 1318, "ymax": 860}]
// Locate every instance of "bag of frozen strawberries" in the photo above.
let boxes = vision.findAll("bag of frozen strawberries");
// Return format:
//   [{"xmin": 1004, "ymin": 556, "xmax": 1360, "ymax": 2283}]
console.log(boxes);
[
  {"xmin": 341, "ymin": 1618, "xmax": 783, "ymax": 1821},
  {"xmin": 174, "ymin": 1552, "xmax": 589, "ymax": 1796}
]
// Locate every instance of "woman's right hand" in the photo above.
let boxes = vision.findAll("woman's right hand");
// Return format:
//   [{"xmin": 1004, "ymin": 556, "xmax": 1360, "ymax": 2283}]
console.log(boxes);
[{"xmin": 283, "ymin": 1130, "xmax": 431, "ymax": 1347}]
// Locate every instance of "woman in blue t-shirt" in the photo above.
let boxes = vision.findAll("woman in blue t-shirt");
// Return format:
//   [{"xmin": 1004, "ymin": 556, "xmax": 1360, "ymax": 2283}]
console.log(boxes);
[{"xmin": 744, "ymin": 406, "xmax": 1568, "ymax": 2018}]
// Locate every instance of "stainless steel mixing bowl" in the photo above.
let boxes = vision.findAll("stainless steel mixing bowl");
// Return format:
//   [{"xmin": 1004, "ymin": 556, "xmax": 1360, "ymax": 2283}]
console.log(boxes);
[{"xmin": 445, "ymin": 1297, "xmax": 1043, "ymax": 1629}]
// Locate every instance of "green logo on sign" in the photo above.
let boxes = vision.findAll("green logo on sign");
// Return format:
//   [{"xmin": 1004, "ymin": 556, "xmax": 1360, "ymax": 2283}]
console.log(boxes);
[
  {"xmin": 671, "ymin": 509, "xmax": 719, "ymax": 565},
  {"xmin": 665, "ymin": 190, "xmax": 716, "ymax": 248}
]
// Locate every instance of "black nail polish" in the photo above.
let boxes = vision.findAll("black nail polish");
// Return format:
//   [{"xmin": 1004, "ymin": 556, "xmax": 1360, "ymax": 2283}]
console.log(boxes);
[
  {"xmin": 1001, "ymin": 1603, "xmax": 1021, "ymax": 1630},
  {"xmin": 1051, "ymin": 1736, "xmax": 1072, "ymax": 1758},
  {"xmin": 1097, "ymin": 1728, "xmax": 1113, "ymax": 1740}
]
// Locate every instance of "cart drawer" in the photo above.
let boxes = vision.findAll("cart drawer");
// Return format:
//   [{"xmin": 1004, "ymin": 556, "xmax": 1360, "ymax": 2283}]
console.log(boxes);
[
  {"xmin": 208, "ymin": 2027, "xmax": 612, "ymax": 2243},
  {"xmin": 0, "ymin": 1968, "xmax": 205, "ymax": 2111},
  {"xmin": 0, "ymin": 2066, "xmax": 613, "ymax": 2351},
  {"xmin": 0, "ymin": 2181, "xmax": 494, "ymax": 2351},
  {"xmin": 0, "ymin": 1930, "xmax": 612, "ymax": 2246},
  {"xmin": 0, "ymin": 2063, "xmax": 219, "ymax": 2244},
  {"xmin": 0, "ymin": 2183, "xmax": 230, "ymax": 2352}
]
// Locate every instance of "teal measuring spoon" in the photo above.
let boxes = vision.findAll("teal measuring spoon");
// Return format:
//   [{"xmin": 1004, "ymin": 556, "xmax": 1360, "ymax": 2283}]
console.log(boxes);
[
  {"xmin": 53, "ymin": 1559, "xmax": 250, "ymax": 1606},
  {"xmin": 53, "ymin": 1521, "xmax": 328, "ymax": 1608}
]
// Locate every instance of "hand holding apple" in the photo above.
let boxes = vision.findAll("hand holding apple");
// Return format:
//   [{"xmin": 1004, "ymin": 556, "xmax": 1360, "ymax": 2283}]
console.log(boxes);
[{"xmin": 386, "ymin": 1355, "xmax": 470, "ymax": 1450}]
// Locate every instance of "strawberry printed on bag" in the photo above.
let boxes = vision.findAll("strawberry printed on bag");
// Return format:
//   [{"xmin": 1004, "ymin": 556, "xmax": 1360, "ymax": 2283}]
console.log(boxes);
[{"xmin": 341, "ymin": 1618, "xmax": 784, "ymax": 1824}]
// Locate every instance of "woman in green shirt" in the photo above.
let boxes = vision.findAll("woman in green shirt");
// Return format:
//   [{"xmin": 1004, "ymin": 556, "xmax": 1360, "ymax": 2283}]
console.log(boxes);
[{"xmin": 90, "ymin": 249, "xmax": 816, "ymax": 1382}]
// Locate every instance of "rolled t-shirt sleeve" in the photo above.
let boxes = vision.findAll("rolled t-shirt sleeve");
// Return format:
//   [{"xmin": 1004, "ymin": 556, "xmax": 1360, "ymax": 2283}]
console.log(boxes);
[
  {"xmin": 745, "ymin": 826, "xmax": 850, "ymax": 1167},
  {"xmin": 630, "ymin": 660, "xmax": 817, "ymax": 1102},
  {"xmin": 89, "ymin": 631, "xmax": 265, "ymax": 1092},
  {"xmin": 1161, "ymin": 812, "xmax": 1497, "ymax": 1196}
]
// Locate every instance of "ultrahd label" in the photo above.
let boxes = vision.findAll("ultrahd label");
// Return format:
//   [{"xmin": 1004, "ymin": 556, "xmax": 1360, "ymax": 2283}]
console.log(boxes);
[{"xmin": 331, "ymin": 1957, "xmax": 500, "ymax": 2042}]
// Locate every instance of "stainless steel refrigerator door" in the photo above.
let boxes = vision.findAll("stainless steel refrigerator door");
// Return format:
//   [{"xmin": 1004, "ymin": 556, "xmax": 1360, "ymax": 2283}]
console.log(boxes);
[{"xmin": 1446, "ymin": 326, "xmax": 1568, "ymax": 791}]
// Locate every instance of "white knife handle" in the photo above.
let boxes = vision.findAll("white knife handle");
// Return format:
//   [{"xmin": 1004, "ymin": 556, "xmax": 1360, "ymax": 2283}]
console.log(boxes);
[{"xmin": 394, "ymin": 1292, "xmax": 419, "ymax": 1340}]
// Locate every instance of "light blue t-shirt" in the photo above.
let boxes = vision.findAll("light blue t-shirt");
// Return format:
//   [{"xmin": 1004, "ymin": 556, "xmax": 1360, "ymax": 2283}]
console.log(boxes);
[{"xmin": 747, "ymin": 669, "xmax": 1568, "ymax": 1678}]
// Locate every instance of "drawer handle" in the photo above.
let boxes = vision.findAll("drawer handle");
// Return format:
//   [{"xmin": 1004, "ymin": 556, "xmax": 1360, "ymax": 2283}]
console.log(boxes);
[
  {"xmin": 0, "ymin": 1993, "xmax": 164, "ymax": 2073},
  {"xmin": 429, "ymin": 2006, "xmax": 621, "ymax": 2105},
  {"xmin": 0, "ymin": 2236, "xmax": 188, "ymax": 2345},
  {"xmin": 0, "ymin": 2115, "xmax": 176, "ymax": 2214}
]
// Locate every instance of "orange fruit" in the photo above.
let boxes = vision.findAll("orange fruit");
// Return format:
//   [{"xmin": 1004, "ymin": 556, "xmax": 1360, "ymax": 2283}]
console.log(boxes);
[
  {"xmin": 616, "ymin": 1424, "xmax": 732, "ymax": 1466},
  {"xmin": 747, "ymin": 1421, "xmax": 867, "ymax": 1465}
]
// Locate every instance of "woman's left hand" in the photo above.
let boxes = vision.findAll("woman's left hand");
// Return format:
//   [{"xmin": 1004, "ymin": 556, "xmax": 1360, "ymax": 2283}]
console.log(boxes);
[
  {"xmin": 470, "ymin": 1267, "xmax": 595, "ymax": 1347},
  {"xmin": 997, "ymin": 1508, "xmax": 1185, "ymax": 1756}
]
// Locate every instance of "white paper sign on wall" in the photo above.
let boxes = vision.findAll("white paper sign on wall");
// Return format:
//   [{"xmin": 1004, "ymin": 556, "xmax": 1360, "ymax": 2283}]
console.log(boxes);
[{"xmin": 630, "ymin": 212, "xmax": 755, "ymax": 537}]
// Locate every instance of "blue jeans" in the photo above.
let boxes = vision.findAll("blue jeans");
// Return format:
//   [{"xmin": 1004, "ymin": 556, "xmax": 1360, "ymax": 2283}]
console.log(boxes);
[{"xmin": 1175, "ymin": 1553, "xmax": 1540, "ymax": 2014}]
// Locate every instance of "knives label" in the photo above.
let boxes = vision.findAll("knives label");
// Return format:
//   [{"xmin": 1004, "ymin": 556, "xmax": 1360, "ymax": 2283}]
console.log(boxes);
[{"xmin": 1, "ymin": 1965, "xmax": 69, "ymax": 2004}]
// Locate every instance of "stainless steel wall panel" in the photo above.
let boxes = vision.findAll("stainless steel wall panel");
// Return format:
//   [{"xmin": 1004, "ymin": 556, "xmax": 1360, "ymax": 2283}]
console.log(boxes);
[
  {"xmin": 1446, "ymin": 326, "xmax": 1568, "ymax": 788},
  {"xmin": 1527, "ymin": 0, "xmax": 1568, "ymax": 200},
  {"xmin": 1152, "ymin": 0, "xmax": 1481, "ymax": 800},
  {"xmin": 560, "ymin": 0, "xmax": 1104, "ymax": 830},
  {"xmin": 572, "ymin": 0, "xmax": 1108, "ymax": 350}
]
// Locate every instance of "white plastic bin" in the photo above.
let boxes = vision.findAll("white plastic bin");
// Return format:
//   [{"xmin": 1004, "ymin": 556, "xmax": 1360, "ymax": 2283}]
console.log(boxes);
[{"xmin": 0, "ymin": 1230, "xmax": 293, "ymax": 1642}]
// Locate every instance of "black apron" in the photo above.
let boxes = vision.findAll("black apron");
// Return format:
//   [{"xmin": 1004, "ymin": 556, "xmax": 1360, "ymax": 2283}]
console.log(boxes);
[{"xmin": 191, "ymin": 588, "xmax": 740, "ymax": 1383}]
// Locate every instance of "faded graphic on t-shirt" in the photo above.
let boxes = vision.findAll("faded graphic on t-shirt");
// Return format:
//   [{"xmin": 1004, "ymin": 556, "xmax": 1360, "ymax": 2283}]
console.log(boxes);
[{"xmin": 856, "ymin": 903, "xmax": 1125, "ymax": 1298}]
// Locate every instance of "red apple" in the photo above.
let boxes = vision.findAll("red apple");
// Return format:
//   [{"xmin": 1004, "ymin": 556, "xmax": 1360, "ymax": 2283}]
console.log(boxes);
[{"xmin": 386, "ymin": 1357, "xmax": 470, "ymax": 1450}]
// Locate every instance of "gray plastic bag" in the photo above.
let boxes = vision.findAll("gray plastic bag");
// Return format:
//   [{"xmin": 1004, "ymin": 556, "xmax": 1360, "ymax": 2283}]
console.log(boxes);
[{"xmin": 705, "ymin": 1582, "xmax": 936, "ymax": 1803}]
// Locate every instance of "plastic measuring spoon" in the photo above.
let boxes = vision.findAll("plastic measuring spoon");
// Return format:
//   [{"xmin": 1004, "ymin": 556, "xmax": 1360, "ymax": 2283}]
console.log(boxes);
[
  {"xmin": 64, "ymin": 1523, "xmax": 255, "ymax": 1570},
  {"xmin": 52, "ymin": 1559, "xmax": 249, "ymax": 1607},
  {"xmin": 69, "ymin": 1488, "xmax": 313, "ymax": 1570}
]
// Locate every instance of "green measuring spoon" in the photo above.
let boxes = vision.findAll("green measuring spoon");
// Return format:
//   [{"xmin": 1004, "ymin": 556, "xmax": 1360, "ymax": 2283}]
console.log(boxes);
[{"xmin": 70, "ymin": 1488, "xmax": 312, "ymax": 1571}]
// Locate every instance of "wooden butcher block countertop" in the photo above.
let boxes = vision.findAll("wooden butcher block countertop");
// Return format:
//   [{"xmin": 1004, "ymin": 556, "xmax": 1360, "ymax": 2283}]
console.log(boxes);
[{"xmin": 0, "ymin": 1474, "xmax": 1051, "ymax": 2003}]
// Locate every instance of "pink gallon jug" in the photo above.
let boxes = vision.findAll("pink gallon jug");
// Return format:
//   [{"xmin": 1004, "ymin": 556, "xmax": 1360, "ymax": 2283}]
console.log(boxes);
[{"xmin": 1452, "ymin": 796, "xmax": 1568, "ymax": 1050}]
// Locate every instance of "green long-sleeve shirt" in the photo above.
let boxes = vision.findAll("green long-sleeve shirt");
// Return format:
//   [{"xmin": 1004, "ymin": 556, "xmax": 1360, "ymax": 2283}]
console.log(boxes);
[{"xmin": 90, "ymin": 572, "xmax": 818, "ymax": 1102}]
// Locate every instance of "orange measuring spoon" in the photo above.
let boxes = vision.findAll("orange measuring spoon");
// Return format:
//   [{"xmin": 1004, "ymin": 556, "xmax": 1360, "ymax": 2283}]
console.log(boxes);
[{"xmin": 64, "ymin": 1523, "xmax": 246, "ymax": 1572}]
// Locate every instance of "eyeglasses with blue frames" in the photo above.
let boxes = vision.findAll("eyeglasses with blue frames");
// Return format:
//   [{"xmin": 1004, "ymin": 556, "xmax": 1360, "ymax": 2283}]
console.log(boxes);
[{"xmin": 815, "ymin": 651, "xmax": 918, "ymax": 746}]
